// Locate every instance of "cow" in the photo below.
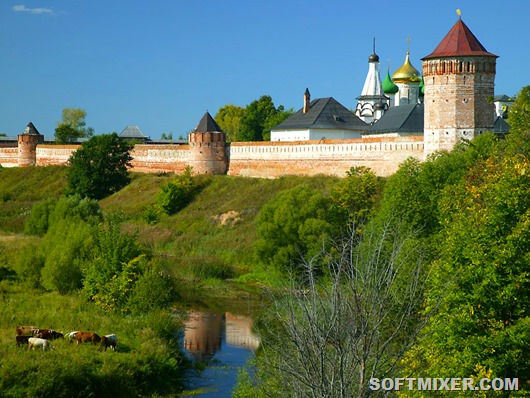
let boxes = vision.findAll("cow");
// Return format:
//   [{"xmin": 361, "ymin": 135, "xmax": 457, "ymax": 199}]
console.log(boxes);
[
  {"xmin": 75, "ymin": 332, "xmax": 101, "ymax": 345},
  {"xmin": 28, "ymin": 337, "xmax": 52, "ymax": 351},
  {"xmin": 16, "ymin": 335, "xmax": 31, "ymax": 346},
  {"xmin": 16, "ymin": 326, "xmax": 38, "ymax": 336},
  {"xmin": 99, "ymin": 334, "xmax": 117, "ymax": 352},
  {"xmin": 66, "ymin": 331, "xmax": 79, "ymax": 343},
  {"xmin": 33, "ymin": 329, "xmax": 64, "ymax": 340}
]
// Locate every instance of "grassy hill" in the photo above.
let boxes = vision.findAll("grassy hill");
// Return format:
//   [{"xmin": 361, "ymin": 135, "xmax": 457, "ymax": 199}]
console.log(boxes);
[{"xmin": 0, "ymin": 166, "xmax": 339, "ymax": 305}]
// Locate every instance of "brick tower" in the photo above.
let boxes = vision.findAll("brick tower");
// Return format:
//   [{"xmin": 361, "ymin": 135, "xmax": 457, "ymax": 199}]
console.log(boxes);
[
  {"xmin": 18, "ymin": 122, "xmax": 44, "ymax": 166},
  {"xmin": 188, "ymin": 112, "xmax": 228, "ymax": 174},
  {"xmin": 422, "ymin": 16, "xmax": 498, "ymax": 157}
]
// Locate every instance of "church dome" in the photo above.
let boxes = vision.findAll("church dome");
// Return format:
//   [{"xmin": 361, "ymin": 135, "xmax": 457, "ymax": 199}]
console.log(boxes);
[
  {"xmin": 382, "ymin": 69, "xmax": 399, "ymax": 94},
  {"xmin": 368, "ymin": 52, "xmax": 380, "ymax": 63},
  {"xmin": 392, "ymin": 52, "xmax": 422, "ymax": 83}
]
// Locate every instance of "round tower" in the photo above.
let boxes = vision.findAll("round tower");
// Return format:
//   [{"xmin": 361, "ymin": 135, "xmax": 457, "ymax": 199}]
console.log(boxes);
[
  {"xmin": 18, "ymin": 122, "xmax": 44, "ymax": 166},
  {"xmin": 188, "ymin": 111, "xmax": 228, "ymax": 174},
  {"xmin": 422, "ymin": 16, "xmax": 498, "ymax": 157}
]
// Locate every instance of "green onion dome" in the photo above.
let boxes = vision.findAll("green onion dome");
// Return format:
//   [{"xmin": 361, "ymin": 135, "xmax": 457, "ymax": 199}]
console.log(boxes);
[{"xmin": 382, "ymin": 68, "xmax": 399, "ymax": 94}]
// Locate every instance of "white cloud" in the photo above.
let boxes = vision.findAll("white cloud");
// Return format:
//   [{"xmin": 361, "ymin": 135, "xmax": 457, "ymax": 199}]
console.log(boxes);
[{"xmin": 12, "ymin": 5, "xmax": 54, "ymax": 15}]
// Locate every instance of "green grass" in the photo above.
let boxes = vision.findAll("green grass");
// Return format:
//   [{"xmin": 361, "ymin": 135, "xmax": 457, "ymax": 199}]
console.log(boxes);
[
  {"xmin": 0, "ymin": 280, "xmax": 187, "ymax": 398},
  {"xmin": 0, "ymin": 166, "xmax": 67, "ymax": 233}
]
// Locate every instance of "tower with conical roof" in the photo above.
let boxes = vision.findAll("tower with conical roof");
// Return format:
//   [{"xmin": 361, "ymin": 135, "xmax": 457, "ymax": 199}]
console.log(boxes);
[
  {"xmin": 355, "ymin": 39, "xmax": 388, "ymax": 124},
  {"xmin": 18, "ymin": 122, "xmax": 44, "ymax": 166},
  {"xmin": 188, "ymin": 111, "xmax": 228, "ymax": 174},
  {"xmin": 392, "ymin": 45, "xmax": 422, "ymax": 106},
  {"xmin": 422, "ymin": 14, "xmax": 498, "ymax": 156}
]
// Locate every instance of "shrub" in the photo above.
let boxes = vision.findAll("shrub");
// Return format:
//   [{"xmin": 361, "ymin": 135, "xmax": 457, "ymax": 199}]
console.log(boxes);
[
  {"xmin": 24, "ymin": 197, "xmax": 56, "ymax": 236},
  {"xmin": 14, "ymin": 243, "xmax": 45, "ymax": 288},
  {"xmin": 156, "ymin": 166, "xmax": 194, "ymax": 215},
  {"xmin": 127, "ymin": 268, "xmax": 176, "ymax": 315}
]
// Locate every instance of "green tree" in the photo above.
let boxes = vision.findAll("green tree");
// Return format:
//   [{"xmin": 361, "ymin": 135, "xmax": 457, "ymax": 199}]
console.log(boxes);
[
  {"xmin": 328, "ymin": 166, "xmax": 383, "ymax": 227},
  {"xmin": 215, "ymin": 104, "xmax": 245, "ymax": 142},
  {"xmin": 54, "ymin": 108, "xmax": 94, "ymax": 144},
  {"xmin": 66, "ymin": 133, "xmax": 133, "ymax": 200},
  {"xmin": 238, "ymin": 95, "xmax": 292, "ymax": 141},
  {"xmin": 402, "ymin": 152, "xmax": 530, "ymax": 395},
  {"xmin": 254, "ymin": 185, "xmax": 332, "ymax": 273},
  {"xmin": 506, "ymin": 86, "xmax": 530, "ymax": 156}
]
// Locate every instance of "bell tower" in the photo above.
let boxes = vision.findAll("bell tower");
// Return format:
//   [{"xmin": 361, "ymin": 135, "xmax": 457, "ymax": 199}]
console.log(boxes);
[{"xmin": 422, "ymin": 14, "xmax": 498, "ymax": 157}]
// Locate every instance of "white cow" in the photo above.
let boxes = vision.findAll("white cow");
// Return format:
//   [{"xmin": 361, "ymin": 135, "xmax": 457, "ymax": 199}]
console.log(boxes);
[
  {"xmin": 66, "ymin": 331, "xmax": 79, "ymax": 343},
  {"xmin": 99, "ymin": 334, "xmax": 118, "ymax": 351},
  {"xmin": 28, "ymin": 337, "xmax": 52, "ymax": 351}
]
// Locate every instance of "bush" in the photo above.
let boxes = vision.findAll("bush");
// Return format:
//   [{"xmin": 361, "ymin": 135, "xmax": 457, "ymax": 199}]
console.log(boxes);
[
  {"xmin": 14, "ymin": 243, "xmax": 45, "ymax": 288},
  {"xmin": 156, "ymin": 166, "xmax": 194, "ymax": 215},
  {"xmin": 24, "ymin": 197, "xmax": 56, "ymax": 236},
  {"xmin": 127, "ymin": 268, "xmax": 176, "ymax": 315}
]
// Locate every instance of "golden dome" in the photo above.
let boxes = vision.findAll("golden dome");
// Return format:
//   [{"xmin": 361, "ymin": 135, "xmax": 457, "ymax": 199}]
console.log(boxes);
[{"xmin": 392, "ymin": 52, "xmax": 422, "ymax": 83}]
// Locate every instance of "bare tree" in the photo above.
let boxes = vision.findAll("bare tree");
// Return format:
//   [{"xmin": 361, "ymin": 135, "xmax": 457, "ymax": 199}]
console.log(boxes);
[{"xmin": 249, "ymin": 221, "xmax": 433, "ymax": 398}]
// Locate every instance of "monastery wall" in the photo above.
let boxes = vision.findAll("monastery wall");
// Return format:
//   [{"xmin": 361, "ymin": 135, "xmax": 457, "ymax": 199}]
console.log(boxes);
[
  {"xmin": 130, "ymin": 144, "xmax": 190, "ymax": 173},
  {"xmin": 0, "ymin": 137, "xmax": 424, "ymax": 177},
  {"xmin": 0, "ymin": 145, "xmax": 18, "ymax": 167},
  {"xmin": 227, "ymin": 136, "xmax": 424, "ymax": 178},
  {"xmin": 36, "ymin": 145, "xmax": 79, "ymax": 166}
]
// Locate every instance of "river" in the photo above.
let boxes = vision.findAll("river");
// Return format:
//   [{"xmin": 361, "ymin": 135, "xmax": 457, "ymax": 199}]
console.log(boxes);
[{"xmin": 180, "ymin": 309, "xmax": 261, "ymax": 397}]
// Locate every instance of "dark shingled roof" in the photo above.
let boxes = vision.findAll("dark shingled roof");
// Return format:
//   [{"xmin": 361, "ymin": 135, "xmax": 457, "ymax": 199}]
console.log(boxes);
[
  {"xmin": 493, "ymin": 116, "xmax": 510, "ymax": 134},
  {"xmin": 272, "ymin": 97, "xmax": 368, "ymax": 131},
  {"xmin": 194, "ymin": 111, "xmax": 223, "ymax": 133},
  {"xmin": 119, "ymin": 125, "xmax": 148, "ymax": 139},
  {"xmin": 368, "ymin": 103, "xmax": 424, "ymax": 134},
  {"xmin": 423, "ymin": 18, "xmax": 498, "ymax": 60},
  {"xmin": 22, "ymin": 122, "xmax": 42, "ymax": 136}
]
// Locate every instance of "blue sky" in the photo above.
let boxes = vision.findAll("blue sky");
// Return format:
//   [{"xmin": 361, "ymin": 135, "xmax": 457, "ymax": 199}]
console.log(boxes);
[{"xmin": 1, "ymin": 1, "xmax": 528, "ymax": 139}]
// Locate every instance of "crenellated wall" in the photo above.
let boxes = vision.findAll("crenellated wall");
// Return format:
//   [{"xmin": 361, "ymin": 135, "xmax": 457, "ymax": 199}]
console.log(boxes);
[
  {"xmin": 227, "ymin": 136, "xmax": 424, "ymax": 177},
  {"xmin": 0, "ymin": 136, "xmax": 424, "ymax": 178},
  {"xmin": 130, "ymin": 144, "xmax": 190, "ymax": 173}
]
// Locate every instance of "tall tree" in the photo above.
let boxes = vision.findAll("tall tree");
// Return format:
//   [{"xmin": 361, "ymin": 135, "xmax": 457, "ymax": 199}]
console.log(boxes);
[
  {"xmin": 215, "ymin": 104, "xmax": 245, "ymax": 142},
  {"xmin": 238, "ymin": 95, "xmax": 292, "ymax": 142},
  {"xmin": 55, "ymin": 108, "xmax": 94, "ymax": 144},
  {"xmin": 66, "ymin": 133, "xmax": 132, "ymax": 200}
]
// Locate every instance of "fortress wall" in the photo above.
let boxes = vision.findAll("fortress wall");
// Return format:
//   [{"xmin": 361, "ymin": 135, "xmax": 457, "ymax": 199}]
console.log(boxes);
[
  {"xmin": 7, "ymin": 137, "xmax": 424, "ymax": 177},
  {"xmin": 36, "ymin": 145, "xmax": 80, "ymax": 166},
  {"xmin": 227, "ymin": 137, "xmax": 424, "ymax": 177},
  {"xmin": 0, "ymin": 146, "xmax": 19, "ymax": 167},
  {"xmin": 130, "ymin": 144, "xmax": 190, "ymax": 173}
]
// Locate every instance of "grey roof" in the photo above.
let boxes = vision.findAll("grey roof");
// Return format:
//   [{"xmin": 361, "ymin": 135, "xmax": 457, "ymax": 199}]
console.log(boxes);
[
  {"xmin": 272, "ymin": 97, "xmax": 369, "ymax": 131},
  {"xmin": 368, "ymin": 103, "xmax": 424, "ymax": 134},
  {"xmin": 494, "ymin": 94, "xmax": 514, "ymax": 102},
  {"xmin": 119, "ymin": 125, "xmax": 148, "ymax": 139},
  {"xmin": 493, "ymin": 116, "xmax": 510, "ymax": 134},
  {"xmin": 194, "ymin": 111, "xmax": 223, "ymax": 133},
  {"xmin": 22, "ymin": 122, "xmax": 42, "ymax": 136}
]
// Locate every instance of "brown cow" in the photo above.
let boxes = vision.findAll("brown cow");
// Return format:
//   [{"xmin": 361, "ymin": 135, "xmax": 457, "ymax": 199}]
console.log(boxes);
[
  {"xmin": 33, "ymin": 329, "xmax": 64, "ymax": 340},
  {"xmin": 16, "ymin": 326, "xmax": 38, "ymax": 336},
  {"xmin": 75, "ymin": 332, "xmax": 101, "ymax": 345}
]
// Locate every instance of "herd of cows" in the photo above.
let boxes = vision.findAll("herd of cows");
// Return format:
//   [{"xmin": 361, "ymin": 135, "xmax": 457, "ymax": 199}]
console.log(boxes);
[{"xmin": 15, "ymin": 326, "xmax": 117, "ymax": 352}]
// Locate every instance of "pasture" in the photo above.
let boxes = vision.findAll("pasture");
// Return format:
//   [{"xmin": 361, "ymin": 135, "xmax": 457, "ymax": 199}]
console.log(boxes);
[{"xmin": 0, "ymin": 280, "xmax": 187, "ymax": 398}]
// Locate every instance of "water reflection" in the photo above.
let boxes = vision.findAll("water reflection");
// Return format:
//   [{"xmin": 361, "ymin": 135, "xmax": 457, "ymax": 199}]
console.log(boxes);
[
  {"xmin": 183, "ymin": 310, "xmax": 260, "ymax": 361},
  {"xmin": 182, "ymin": 310, "xmax": 261, "ymax": 396}
]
